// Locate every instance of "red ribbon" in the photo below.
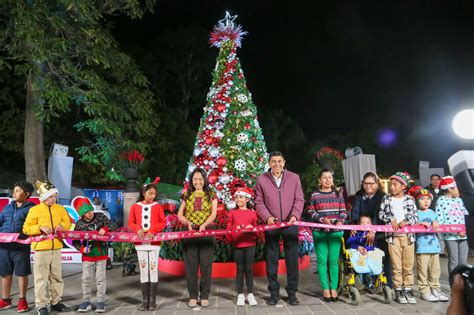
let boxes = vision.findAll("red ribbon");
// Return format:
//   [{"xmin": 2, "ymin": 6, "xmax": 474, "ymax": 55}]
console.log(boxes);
[{"xmin": 0, "ymin": 222, "xmax": 465, "ymax": 244}]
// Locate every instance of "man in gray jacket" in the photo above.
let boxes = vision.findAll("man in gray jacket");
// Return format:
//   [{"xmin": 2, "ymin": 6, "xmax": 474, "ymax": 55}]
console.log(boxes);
[{"xmin": 255, "ymin": 151, "xmax": 305, "ymax": 305}]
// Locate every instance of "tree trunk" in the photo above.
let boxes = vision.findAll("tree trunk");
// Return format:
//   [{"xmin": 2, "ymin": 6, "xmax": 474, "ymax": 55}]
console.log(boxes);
[{"xmin": 24, "ymin": 71, "xmax": 47, "ymax": 183}]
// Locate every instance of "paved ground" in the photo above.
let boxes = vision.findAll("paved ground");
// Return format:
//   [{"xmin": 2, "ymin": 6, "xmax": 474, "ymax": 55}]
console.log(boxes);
[{"xmin": 2, "ymin": 254, "xmax": 468, "ymax": 315}]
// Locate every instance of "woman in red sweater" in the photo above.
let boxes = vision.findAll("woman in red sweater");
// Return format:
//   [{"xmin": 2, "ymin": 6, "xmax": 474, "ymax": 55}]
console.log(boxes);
[
  {"xmin": 128, "ymin": 178, "xmax": 166, "ymax": 311},
  {"xmin": 226, "ymin": 187, "xmax": 258, "ymax": 306}
]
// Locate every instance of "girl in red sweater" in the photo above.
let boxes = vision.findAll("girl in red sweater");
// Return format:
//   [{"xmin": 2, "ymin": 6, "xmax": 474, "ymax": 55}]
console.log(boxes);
[
  {"xmin": 128, "ymin": 178, "xmax": 166, "ymax": 311},
  {"xmin": 226, "ymin": 187, "xmax": 258, "ymax": 306}
]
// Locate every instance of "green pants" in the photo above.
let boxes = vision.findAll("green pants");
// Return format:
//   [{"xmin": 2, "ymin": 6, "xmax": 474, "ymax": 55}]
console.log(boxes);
[{"xmin": 313, "ymin": 230, "xmax": 343, "ymax": 290}]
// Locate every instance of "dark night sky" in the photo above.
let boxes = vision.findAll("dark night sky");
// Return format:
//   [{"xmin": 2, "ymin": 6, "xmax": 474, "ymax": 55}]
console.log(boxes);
[{"xmin": 114, "ymin": 1, "xmax": 474, "ymax": 176}]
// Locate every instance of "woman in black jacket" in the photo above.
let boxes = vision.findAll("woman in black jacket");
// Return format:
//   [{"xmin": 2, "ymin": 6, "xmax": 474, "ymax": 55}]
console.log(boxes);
[{"xmin": 351, "ymin": 172, "xmax": 392, "ymax": 288}]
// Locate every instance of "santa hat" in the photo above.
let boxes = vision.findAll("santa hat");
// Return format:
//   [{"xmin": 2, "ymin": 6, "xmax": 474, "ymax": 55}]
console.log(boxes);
[
  {"xmin": 35, "ymin": 180, "xmax": 59, "ymax": 202},
  {"xmin": 408, "ymin": 185, "xmax": 433, "ymax": 201},
  {"xmin": 72, "ymin": 197, "xmax": 95, "ymax": 217},
  {"xmin": 440, "ymin": 176, "xmax": 457, "ymax": 190},
  {"xmin": 390, "ymin": 171, "xmax": 411, "ymax": 188},
  {"xmin": 234, "ymin": 187, "xmax": 253, "ymax": 199}
]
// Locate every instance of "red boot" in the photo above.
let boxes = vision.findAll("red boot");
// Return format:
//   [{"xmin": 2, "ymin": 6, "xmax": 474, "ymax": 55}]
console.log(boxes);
[{"xmin": 17, "ymin": 298, "xmax": 29, "ymax": 313}]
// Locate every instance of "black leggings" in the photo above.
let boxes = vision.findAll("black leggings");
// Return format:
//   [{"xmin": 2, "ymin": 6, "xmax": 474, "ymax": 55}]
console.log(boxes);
[{"xmin": 233, "ymin": 246, "xmax": 256, "ymax": 294}]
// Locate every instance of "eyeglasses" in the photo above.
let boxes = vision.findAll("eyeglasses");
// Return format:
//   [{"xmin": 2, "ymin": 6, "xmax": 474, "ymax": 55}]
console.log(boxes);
[{"xmin": 363, "ymin": 182, "xmax": 377, "ymax": 186}]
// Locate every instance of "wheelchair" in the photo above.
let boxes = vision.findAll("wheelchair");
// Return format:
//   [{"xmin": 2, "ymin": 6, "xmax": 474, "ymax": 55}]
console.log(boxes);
[{"xmin": 337, "ymin": 237, "xmax": 392, "ymax": 305}]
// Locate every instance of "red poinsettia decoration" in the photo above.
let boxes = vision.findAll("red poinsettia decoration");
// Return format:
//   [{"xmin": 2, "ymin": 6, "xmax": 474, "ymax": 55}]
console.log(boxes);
[
  {"xmin": 121, "ymin": 150, "xmax": 144, "ymax": 167},
  {"xmin": 315, "ymin": 147, "xmax": 344, "ymax": 161}
]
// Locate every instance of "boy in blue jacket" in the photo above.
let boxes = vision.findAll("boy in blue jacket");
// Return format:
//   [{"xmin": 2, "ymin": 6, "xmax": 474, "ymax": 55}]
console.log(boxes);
[
  {"xmin": 0, "ymin": 182, "xmax": 35, "ymax": 312},
  {"xmin": 347, "ymin": 215, "xmax": 379, "ymax": 291}
]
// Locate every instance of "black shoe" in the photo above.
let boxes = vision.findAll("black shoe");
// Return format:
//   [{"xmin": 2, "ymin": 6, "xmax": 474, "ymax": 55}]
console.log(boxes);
[
  {"xmin": 331, "ymin": 296, "xmax": 339, "ymax": 302},
  {"xmin": 267, "ymin": 296, "xmax": 279, "ymax": 305},
  {"xmin": 51, "ymin": 302, "xmax": 67, "ymax": 312},
  {"xmin": 323, "ymin": 297, "xmax": 332, "ymax": 302},
  {"xmin": 440, "ymin": 253, "xmax": 448, "ymax": 258},
  {"xmin": 288, "ymin": 296, "xmax": 300, "ymax": 305},
  {"xmin": 37, "ymin": 307, "xmax": 49, "ymax": 315}
]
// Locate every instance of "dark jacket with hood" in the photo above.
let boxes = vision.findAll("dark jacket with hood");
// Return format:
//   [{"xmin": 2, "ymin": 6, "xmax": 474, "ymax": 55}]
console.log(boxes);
[{"xmin": 0, "ymin": 200, "xmax": 35, "ymax": 248}]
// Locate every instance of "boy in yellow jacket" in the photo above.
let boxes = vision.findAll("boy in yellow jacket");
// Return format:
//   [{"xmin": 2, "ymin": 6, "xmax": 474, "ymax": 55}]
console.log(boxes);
[{"xmin": 23, "ymin": 181, "xmax": 72, "ymax": 315}]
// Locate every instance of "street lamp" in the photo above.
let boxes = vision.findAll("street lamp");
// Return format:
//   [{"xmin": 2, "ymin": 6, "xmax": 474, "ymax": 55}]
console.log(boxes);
[{"xmin": 452, "ymin": 109, "xmax": 474, "ymax": 140}]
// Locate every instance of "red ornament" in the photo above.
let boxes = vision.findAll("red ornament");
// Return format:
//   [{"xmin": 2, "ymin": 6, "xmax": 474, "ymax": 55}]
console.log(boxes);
[
  {"xmin": 217, "ymin": 203, "xmax": 225, "ymax": 212},
  {"xmin": 208, "ymin": 174, "xmax": 218, "ymax": 184},
  {"xmin": 216, "ymin": 184, "xmax": 223, "ymax": 190},
  {"xmin": 216, "ymin": 157, "xmax": 227, "ymax": 167},
  {"xmin": 244, "ymin": 123, "xmax": 251, "ymax": 129},
  {"xmin": 204, "ymin": 165, "xmax": 210, "ymax": 171},
  {"xmin": 213, "ymin": 137, "xmax": 221, "ymax": 146},
  {"xmin": 205, "ymin": 137, "xmax": 214, "ymax": 145},
  {"xmin": 215, "ymin": 104, "xmax": 226, "ymax": 112}
]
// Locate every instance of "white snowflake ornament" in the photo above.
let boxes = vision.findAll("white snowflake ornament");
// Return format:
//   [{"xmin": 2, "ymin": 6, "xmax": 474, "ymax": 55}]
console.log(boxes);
[
  {"xmin": 234, "ymin": 159, "xmax": 247, "ymax": 171},
  {"xmin": 237, "ymin": 94, "xmax": 248, "ymax": 103},
  {"xmin": 236, "ymin": 133, "xmax": 249, "ymax": 143}
]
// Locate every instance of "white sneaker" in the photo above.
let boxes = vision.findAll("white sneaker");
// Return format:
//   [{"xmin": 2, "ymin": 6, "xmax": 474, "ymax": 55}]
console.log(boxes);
[
  {"xmin": 404, "ymin": 288, "xmax": 417, "ymax": 304},
  {"xmin": 236, "ymin": 294, "xmax": 245, "ymax": 306},
  {"xmin": 395, "ymin": 289, "xmax": 407, "ymax": 304},
  {"xmin": 421, "ymin": 292, "xmax": 439, "ymax": 302},
  {"xmin": 247, "ymin": 293, "xmax": 258, "ymax": 306},
  {"xmin": 432, "ymin": 289, "xmax": 450, "ymax": 302}
]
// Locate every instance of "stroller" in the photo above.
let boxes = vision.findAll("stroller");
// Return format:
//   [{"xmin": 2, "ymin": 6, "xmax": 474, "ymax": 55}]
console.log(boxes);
[{"xmin": 337, "ymin": 237, "xmax": 392, "ymax": 305}]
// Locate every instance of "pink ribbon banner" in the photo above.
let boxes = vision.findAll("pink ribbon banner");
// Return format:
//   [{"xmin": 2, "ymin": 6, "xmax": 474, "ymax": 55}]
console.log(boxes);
[{"xmin": 0, "ymin": 222, "xmax": 466, "ymax": 244}]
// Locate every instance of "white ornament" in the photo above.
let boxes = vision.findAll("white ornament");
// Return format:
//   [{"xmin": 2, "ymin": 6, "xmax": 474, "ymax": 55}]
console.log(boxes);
[
  {"xmin": 219, "ymin": 174, "xmax": 230, "ymax": 185},
  {"xmin": 193, "ymin": 148, "xmax": 202, "ymax": 156},
  {"xmin": 203, "ymin": 160, "xmax": 209, "ymax": 165},
  {"xmin": 223, "ymin": 167, "xmax": 228, "ymax": 172},
  {"xmin": 229, "ymin": 81, "xmax": 233, "ymax": 85},
  {"xmin": 209, "ymin": 147, "xmax": 220, "ymax": 158},
  {"xmin": 237, "ymin": 94, "xmax": 248, "ymax": 103},
  {"xmin": 236, "ymin": 133, "xmax": 249, "ymax": 143},
  {"xmin": 235, "ymin": 159, "xmax": 247, "ymax": 171},
  {"xmin": 254, "ymin": 119, "xmax": 260, "ymax": 129},
  {"xmin": 226, "ymin": 200, "xmax": 236, "ymax": 210},
  {"xmin": 214, "ymin": 130, "xmax": 224, "ymax": 138},
  {"xmin": 241, "ymin": 110, "xmax": 252, "ymax": 117},
  {"xmin": 188, "ymin": 164, "xmax": 196, "ymax": 173}
]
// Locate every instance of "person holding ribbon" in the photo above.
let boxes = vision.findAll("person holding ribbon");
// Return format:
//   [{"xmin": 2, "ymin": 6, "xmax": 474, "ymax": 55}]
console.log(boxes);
[
  {"xmin": 435, "ymin": 176, "xmax": 469, "ymax": 275},
  {"xmin": 350, "ymin": 171, "xmax": 392, "ymax": 288},
  {"xmin": 23, "ymin": 180, "xmax": 72, "ymax": 315},
  {"xmin": 379, "ymin": 172, "xmax": 418, "ymax": 304},
  {"xmin": 0, "ymin": 182, "xmax": 35, "ymax": 313},
  {"xmin": 306, "ymin": 169, "xmax": 347, "ymax": 302},
  {"xmin": 73, "ymin": 198, "xmax": 117, "ymax": 313},
  {"xmin": 177, "ymin": 168, "xmax": 218, "ymax": 308},
  {"xmin": 226, "ymin": 187, "xmax": 258, "ymax": 306},
  {"xmin": 255, "ymin": 151, "xmax": 304, "ymax": 306},
  {"xmin": 128, "ymin": 177, "xmax": 166, "ymax": 311},
  {"xmin": 408, "ymin": 186, "xmax": 449, "ymax": 302}
]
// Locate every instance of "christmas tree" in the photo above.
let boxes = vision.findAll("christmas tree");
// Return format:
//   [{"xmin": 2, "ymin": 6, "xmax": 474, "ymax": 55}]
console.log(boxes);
[
  {"xmin": 159, "ymin": 12, "xmax": 314, "ymax": 263},
  {"xmin": 184, "ymin": 12, "xmax": 268, "ymax": 208}
]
